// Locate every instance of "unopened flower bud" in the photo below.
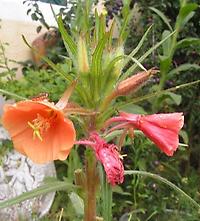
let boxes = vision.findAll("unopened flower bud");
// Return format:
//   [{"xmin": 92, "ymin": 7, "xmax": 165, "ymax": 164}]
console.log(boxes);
[
  {"xmin": 101, "ymin": 69, "xmax": 158, "ymax": 111},
  {"xmin": 114, "ymin": 68, "xmax": 158, "ymax": 97},
  {"xmin": 76, "ymin": 132, "xmax": 124, "ymax": 186},
  {"xmin": 78, "ymin": 36, "xmax": 89, "ymax": 73}
]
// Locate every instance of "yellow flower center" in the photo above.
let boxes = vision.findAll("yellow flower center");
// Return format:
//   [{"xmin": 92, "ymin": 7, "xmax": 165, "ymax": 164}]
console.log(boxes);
[{"xmin": 28, "ymin": 111, "xmax": 56, "ymax": 141}]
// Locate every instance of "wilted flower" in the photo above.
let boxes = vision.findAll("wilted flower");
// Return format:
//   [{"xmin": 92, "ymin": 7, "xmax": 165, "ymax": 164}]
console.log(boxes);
[
  {"xmin": 2, "ymin": 98, "xmax": 76, "ymax": 164},
  {"xmin": 106, "ymin": 112, "xmax": 184, "ymax": 156},
  {"xmin": 76, "ymin": 132, "xmax": 124, "ymax": 185}
]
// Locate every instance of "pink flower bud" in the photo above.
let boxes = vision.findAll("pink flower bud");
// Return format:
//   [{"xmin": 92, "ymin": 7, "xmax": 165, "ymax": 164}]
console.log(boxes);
[{"xmin": 76, "ymin": 132, "xmax": 124, "ymax": 185}]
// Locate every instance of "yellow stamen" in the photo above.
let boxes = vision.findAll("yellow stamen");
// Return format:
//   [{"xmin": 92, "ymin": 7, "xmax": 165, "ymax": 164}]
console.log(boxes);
[
  {"xmin": 27, "ymin": 113, "xmax": 51, "ymax": 141},
  {"xmin": 28, "ymin": 121, "xmax": 43, "ymax": 141}
]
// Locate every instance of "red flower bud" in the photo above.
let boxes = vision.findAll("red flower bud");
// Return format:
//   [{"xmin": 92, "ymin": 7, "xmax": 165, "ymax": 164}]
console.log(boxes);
[{"xmin": 76, "ymin": 132, "xmax": 124, "ymax": 185}]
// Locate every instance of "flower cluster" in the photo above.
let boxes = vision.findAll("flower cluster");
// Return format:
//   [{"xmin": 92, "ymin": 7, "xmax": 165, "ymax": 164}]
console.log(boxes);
[{"xmin": 2, "ymin": 95, "xmax": 184, "ymax": 185}]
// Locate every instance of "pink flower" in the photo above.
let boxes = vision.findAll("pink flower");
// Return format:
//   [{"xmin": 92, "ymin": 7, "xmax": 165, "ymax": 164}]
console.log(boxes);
[
  {"xmin": 106, "ymin": 112, "xmax": 184, "ymax": 156},
  {"xmin": 76, "ymin": 132, "xmax": 124, "ymax": 186}
]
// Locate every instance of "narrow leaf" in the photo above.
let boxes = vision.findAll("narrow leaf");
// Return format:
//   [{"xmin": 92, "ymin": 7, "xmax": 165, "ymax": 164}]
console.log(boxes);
[
  {"xmin": 68, "ymin": 192, "xmax": 84, "ymax": 216},
  {"xmin": 168, "ymin": 63, "xmax": 200, "ymax": 78},
  {"xmin": 176, "ymin": 37, "xmax": 200, "ymax": 49},
  {"xmin": 0, "ymin": 180, "xmax": 76, "ymax": 209},
  {"xmin": 119, "ymin": 8, "xmax": 134, "ymax": 42},
  {"xmin": 161, "ymin": 30, "xmax": 172, "ymax": 56},
  {"xmin": 125, "ymin": 170, "xmax": 200, "ymax": 210},
  {"xmin": 123, "ymin": 31, "xmax": 176, "ymax": 79},
  {"xmin": 149, "ymin": 7, "xmax": 173, "ymax": 31},
  {"xmin": 92, "ymin": 36, "xmax": 107, "ymax": 75},
  {"xmin": 57, "ymin": 16, "xmax": 77, "ymax": 58},
  {"xmin": 22, "ymin": 35, "xmax": 72, "ymax": 82},
  {"xmin": 177, "ymin": 3, "xmax": 198, "ymax": 27},
  {"xmin": 128, "ymin": 25, "xmax": 153, "ymax": 58}
]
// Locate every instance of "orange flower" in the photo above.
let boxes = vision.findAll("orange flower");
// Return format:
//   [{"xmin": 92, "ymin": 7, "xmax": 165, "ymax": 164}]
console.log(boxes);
[{"xmin": 2, "ymin": 99, "xmax": 76, "ymax": 163}]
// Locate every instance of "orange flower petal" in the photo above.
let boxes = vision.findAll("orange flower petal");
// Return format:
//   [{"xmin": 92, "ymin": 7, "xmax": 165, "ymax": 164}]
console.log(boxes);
[{"xmin": 2, "ymin": 100, "xmax": 76, "ymax": 163}]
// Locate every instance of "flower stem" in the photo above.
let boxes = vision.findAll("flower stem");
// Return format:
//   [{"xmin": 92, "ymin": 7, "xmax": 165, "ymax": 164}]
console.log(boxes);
[
  {"xmin": 84, "ymin": 150, "xmax": 99, "ymax": 221},
  {"xmin": 0, "ymin": 89, "xmax": 27, "ymax": 100}
]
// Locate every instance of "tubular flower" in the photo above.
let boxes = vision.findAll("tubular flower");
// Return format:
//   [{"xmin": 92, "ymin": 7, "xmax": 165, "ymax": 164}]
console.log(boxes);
[
  {"xmin": 106, "ymin": 112, "xmax": 184, "ymax": 156},
  {"xmin": 76, "ymin": 132, "xmax": 124, "ymax": 186},
  {"xmin": 2, "ymin": 99, "xmax": 76, "ymax": 164}
]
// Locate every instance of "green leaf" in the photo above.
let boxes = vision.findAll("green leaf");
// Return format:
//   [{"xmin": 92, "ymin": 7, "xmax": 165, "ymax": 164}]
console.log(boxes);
[
  {"xmin": 57, "ymin": 16, "xmax": 77, "ymax": 59},
  {"xmin": 159, "ymin": 55, "xmax": 171, "ymax": 73},
  {"xmin": 179, "ymin": 130, "xmax": 189, "ymax": 144},
  {"xmin": 149, "ymin": 7, "xmax": 173, "ymax": 31},
  {"xmin": 99, "ymin": 165, "xmax": 113, "ymax": 221},
  {"xmin": 176, "ymin": 37, "xmax": 200, "ymax": 49},
  {"xmin": 91, "ymin": 36, "xmax": 107, "ymax": 76},
  {"xmin": 177, "ymin": 3, "xmax": 198, "ymax": 28},
  {"xmin": 105, "ymin": 55, "xmax": 125, "ymax": 74},
  {"xmin": 161, "ymin": 30, "xmax": 172, "ymax": 56},
  {"xmin": 156, "ymin": 91, "xmax": 182, "ymax": 106},
  {"xmin": 127, "ymin": 25, "xmax": 153, "ymax": 58},
  {"xmin": 125, "ymin": 170, "xmax": 200, "ymax": 210},
  {"xmin": 123, "ymin": 31, "xmax": 176, "ymax": 79},
  {"xmin": 119, "ymin": 8, "xmax": 134, "ymax": 41},
  {"xmin": 107, "ymin": 25, "xmax": 153, "ymax": 73},
  {"xmin": 119, "ymin": 104, "xmax": 147, "ymax": 114},
  {"xmin": 0, "ymin": 180, "xmax": 76, "ymax": 209},
  {"xmin": 163, "ymin": 91, "xmax": 182, "ymax": 105},
  {"xmin": 168, "ymin": 63, "xmax": 200, "ymax": 78},
  {"xmin": 182, "ymin": 11, "xmax": 196, "ymax": 27},
  {"xmin": 126, "ymin": 56, "xmax": 147, "ymax": 72},
  {"xmin": 68, "ymin": 192, "xmax": 84, "ymax": 217}
]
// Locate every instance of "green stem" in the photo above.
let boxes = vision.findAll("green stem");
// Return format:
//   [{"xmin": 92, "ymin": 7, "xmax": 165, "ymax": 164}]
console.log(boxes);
[
  {"xmin": 100, "ymin": 165, "xmax": 112, "ymax": 221},
  {"xmin": 125, "ymin": 170, "xmax": 200, "ymax": 211},
  {"xmin": 0, "ymin": 89, "xmax": 27, "ymax": 100},
  {"xmin": 117, "ymin": 79, "xmax": 200, "ymax": 109}
]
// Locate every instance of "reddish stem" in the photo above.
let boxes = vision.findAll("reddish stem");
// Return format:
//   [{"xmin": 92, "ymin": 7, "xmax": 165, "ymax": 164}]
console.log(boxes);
[{"xmin": 84, "ymin": 152, "xmax": 98, "ymax": 221}]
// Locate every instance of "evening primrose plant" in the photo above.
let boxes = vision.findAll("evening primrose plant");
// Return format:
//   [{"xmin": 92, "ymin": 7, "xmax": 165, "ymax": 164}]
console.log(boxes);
[{"xmin": 0, "ymin": 0, "xmax": 200, "ymax": 220}]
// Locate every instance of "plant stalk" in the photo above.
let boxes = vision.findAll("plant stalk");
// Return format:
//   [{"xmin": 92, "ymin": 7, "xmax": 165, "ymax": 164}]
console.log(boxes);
[{"xmin": 84, "ymin": 150, "xmax": 99, "ymax": 221}]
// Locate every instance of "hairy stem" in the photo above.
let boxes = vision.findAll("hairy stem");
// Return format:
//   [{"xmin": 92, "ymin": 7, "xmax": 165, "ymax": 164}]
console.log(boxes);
[{"xmin": 84, "ymin": 150, "xmax": 99, "ymax": 221}]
